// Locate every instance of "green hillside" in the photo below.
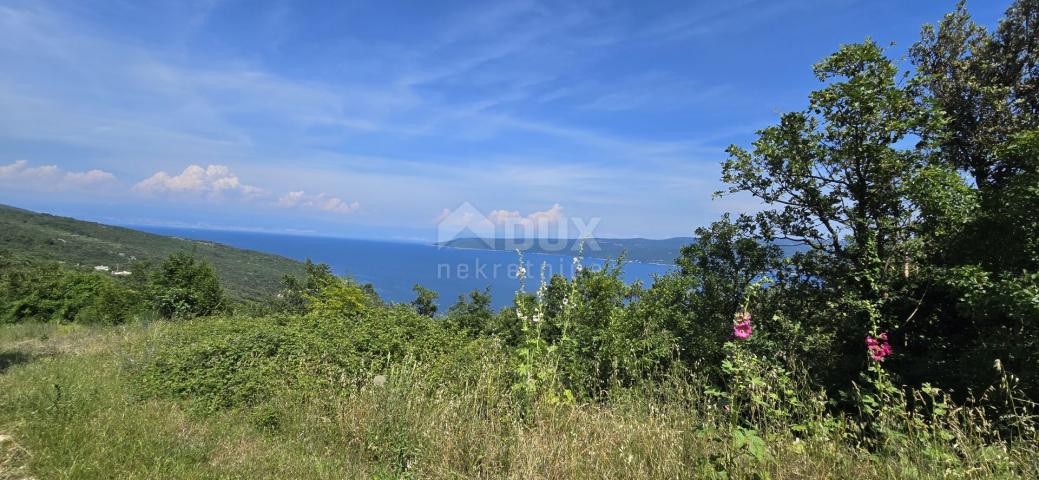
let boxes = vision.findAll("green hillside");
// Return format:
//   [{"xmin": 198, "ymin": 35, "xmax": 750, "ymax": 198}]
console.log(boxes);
[{"xmin": 0, "ymin": 204, "xmax": 302, "ymax": 300}]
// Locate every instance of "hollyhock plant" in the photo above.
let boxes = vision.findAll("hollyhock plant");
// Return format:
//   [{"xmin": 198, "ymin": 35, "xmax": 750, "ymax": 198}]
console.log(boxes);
[
  {"xmin": 866, "ymin": 333, "xmax": 893, "ymax": 361},
  {"xmin": 733, "ymin": 311, "xmax": 753, "ymax": 340}
]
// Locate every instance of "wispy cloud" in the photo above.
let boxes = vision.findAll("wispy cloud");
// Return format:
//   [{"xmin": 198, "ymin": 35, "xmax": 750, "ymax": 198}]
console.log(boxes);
[
  {"xmin": 639, "ymin": 0, "xmax": 828, "ymax": 41},
  {"xmin": 278, "ymin": 190, "xmax": 360, "ymax": 215},
  {"xmin": 487, "ymin": 204, "xmax": 565, "ymax": 227},
  {"xmin": 0, "ymin": 160, "xmax": 117, "ymax": 190},
  {"xmin": 131, "ymin": 164, "xmax": 361, "ymax": 215},
  {"xmin": 0, "ymin": 0, "xmax": 810, "ymax": 237}
]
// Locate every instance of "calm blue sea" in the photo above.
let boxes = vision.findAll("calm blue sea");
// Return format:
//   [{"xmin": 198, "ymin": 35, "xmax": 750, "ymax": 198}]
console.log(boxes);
[{"xmin": 135, "ymin": 227, "xmax": 673, "ymax": 309}]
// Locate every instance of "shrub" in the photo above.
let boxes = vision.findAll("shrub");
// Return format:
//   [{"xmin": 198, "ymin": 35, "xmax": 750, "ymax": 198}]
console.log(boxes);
[
  {"xmin": 0, "ymin": 262, "xmax": 143, "ymax": 324},
  {"xmin": 134, "ymin": 305, "xmax": 467, "ymax": 412},
  {"xmin": 151, "ymin": 253, "xmax": 225, "ymax": 319},
  {"xmin": 134, "ymin": 315, "xmax": 343, "ymax": 412}
]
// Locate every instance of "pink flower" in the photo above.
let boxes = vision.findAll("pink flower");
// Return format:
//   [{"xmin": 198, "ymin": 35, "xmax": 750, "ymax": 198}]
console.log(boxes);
[
  {"xmin": 866, "ymin": 333, "xmax": 893, "ymax": 361},
  {"xmin": 733, "ymin": 311, "xmax": 753, "ymax": 340}
]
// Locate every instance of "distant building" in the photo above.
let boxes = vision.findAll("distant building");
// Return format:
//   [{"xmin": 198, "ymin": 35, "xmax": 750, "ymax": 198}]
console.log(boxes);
[
  {"xmin": 94, "ymin": 265, "xmax": 110, "ymax": 272},
  {"xmin": 112, "ymin": 271, "xmax": 132, "ymax": 276}
]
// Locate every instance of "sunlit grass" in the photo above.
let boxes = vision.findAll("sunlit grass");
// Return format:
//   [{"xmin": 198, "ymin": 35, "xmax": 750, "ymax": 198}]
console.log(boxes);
[{"xmin": 2, "ymin": 322, "xmax": 1036, "ymax": 479}]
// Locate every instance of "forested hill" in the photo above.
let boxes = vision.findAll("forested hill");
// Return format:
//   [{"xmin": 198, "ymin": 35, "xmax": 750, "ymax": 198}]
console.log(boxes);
[
  {"xmin": 0, "ymin": 204, "xmax": 303, "ymax": 299},
  {"xmin": 437, "ymin": 237, "xmax": 694, "ymax": 264}
]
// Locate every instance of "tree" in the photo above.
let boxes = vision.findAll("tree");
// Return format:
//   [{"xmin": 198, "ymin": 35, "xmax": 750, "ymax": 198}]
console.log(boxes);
[
  {"xmin": 722, "ymin": 40, "xmax": 931, "ymax": 320},
  {"xmin": 274, "ymin": 260, "xmax": 339, "ymax": 314},
  {"xmin": 151, "ymin": 253, "xmax": 225, "ymax": 319},
  {"xmin": 411, "ymin": 284, "xmax": 439, "ymax": 317},
  {"xmin": 910, "ymin": 0, "xmax": 1039, "ymax": 188},
  {"xmin": 659, "ymin": 215, "xmax": 786, "ymax": 375},
  {"xmin": 447, "ymin": 287, "xmax": 493, "ymax": 336},
  {"xmin": 905, "ymin": 0, "xmax": 1039, "ymax": 398},
  {"xmin": 718, "ymin": 40, "xmax": 943, "ymax": 394},
  {"xmin": 677, "ymin": 214, "xmax": 783, "ymax": 320},
  {"xmin": 906, "ymin": 131, "xmax": 1039, "ymax": 397},
  {"xmin": 305, "ymin": 280, "xmax": 370, "ymax": 318}
]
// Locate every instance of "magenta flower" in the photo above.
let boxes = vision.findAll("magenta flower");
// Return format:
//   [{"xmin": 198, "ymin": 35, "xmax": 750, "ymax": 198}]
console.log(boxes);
[
  {"xmin": 866, "ymin": 333, "xmax": 893, "ymax": 361},
  {"xmin": 733, "ymin": 311, "xmax": 753, "ymax": 340}
]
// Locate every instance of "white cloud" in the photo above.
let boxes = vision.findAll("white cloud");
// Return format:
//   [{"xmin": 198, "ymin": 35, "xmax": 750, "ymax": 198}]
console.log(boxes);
[
  {"xmin": 319, "ymin": 196, "xmax": 361, "ymax": 214},
  {"xmin": 0, "ymin": 159, "xmax": 117, "ymax": 189},
  {"xmin": 277, "ymin": 190, "xmax": 359, "ymax": 214},
  {"xmin": 277, "ymin": 190, "xmax": 305, "ymax": 207},
  {"xmin": 130, "ymin": 164, "xmax": 358, "ymax": 215},
  {"xmin": 487, "ymin": 203, "xmax": 564, "ymax": 227},
  {"xmin": 64, "ymin": 169, "xmax": 118, "ymax": 185},
  {"xmin": 133, "ymin": 164, "xmax": 261, "ymax": 196}
]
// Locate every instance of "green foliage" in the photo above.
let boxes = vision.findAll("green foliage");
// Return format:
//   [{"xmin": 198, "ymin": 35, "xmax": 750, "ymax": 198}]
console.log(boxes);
[
  {"xmin": 304, "ymin": 280, "xmax": 371, "ymax": 318},
  {"xmin": 135, "ymin": 316, "xmax": 336, "ymax": 412},
  {"xmin": 711, "ymin": 6, "xmax": 1039, "ymax": 402},
  {"xmin": 151, "ymin": 253, "xmax": 226, "ymax": 319},
  {"xmin": 0, "ymin": 252, "xmax": 231, "ymax": 324},
  {"xmin": 4, "ymin": 323, "xmax": 1037, "ymax": 479},
  {"xmin": 411, "ymin": 284, "xmax": 439, "ymax": 317},
  {"xmin": 0, "ymin": 260, "xmax": 144, "ymax": 324},
  {"xmin": 668, "ymin": 215, "xmax": 785, "ymax": 375},
  {"xmin": 134, "ymin": 307, "xmax": 461, "ymax": 412},
  {"xmin": 722, "ymin": 40, "xmax": 928, "ymax": 302},
  {"xmin": 910, "ymin": 0, "xmax": 1039, "ymax": 187},
  {"xmin": 446, "ymin": 287, "xmax": 493, "ymax": 337}
]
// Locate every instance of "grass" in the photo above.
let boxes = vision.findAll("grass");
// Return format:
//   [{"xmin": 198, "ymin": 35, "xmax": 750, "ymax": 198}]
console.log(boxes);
[{"xmin": 1, "ymin": 322, "xmax": 1036, "ymax": 479}]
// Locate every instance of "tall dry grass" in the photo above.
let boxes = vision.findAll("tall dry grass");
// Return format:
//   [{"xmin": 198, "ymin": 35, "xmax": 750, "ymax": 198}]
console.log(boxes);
[{"xmin": 1, "ymin": 323, "xmax": 1037, "ymax": 479}]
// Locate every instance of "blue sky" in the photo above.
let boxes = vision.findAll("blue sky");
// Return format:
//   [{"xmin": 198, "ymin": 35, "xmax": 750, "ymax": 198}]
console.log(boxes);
[{"xmin": 0, "ymin": 0, "xmax": 1009, "ymax": 240}]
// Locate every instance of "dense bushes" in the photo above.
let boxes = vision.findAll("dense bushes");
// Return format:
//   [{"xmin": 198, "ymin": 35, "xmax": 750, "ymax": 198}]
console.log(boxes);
[
  {"xmin": 0, "ymin": 260, "xmax": 143, "ymax": 324},
  {"xmin": 0, "ymin": 251, "xmax": 229, "ymax": 323},
  {"xmin": 122, "ymin": 304, "xmax": 1037, "ymax": 477},
  {"xmin": 134, "ymin": 316, "xmax": 346, "ymax": 411},
  {"xmin": 150, "ymin": 253, "xmax": 225, "ymax": 319},
  {"xmin": 134, "ymin": 304, "xmax": 465, "ymax": 412}
]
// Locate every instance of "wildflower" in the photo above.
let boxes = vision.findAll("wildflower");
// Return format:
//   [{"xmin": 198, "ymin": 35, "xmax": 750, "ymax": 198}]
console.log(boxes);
[
  {"xmin": 866, "ymin": 333, "xmax": 893, "ymax": 361},
  {"xmin": 733, "ymin": 311, "xmax": 752, "ymax": 340}
]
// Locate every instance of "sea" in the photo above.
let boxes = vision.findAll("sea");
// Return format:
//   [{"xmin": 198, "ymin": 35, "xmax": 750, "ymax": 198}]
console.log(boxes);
[{"xmin": 136, "ymin": 227, "xmax": 674, "ymax": 310}]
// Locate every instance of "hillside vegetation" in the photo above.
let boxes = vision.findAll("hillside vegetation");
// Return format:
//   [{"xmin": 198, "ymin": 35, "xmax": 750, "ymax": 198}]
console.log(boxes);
[
  {"xmin": 1, "ymin": 261, "xmax": 1036, "ymax": 479},
  {"xmin": 0, "ymin": 204, "xmax": 302, "ymax": 300}
]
